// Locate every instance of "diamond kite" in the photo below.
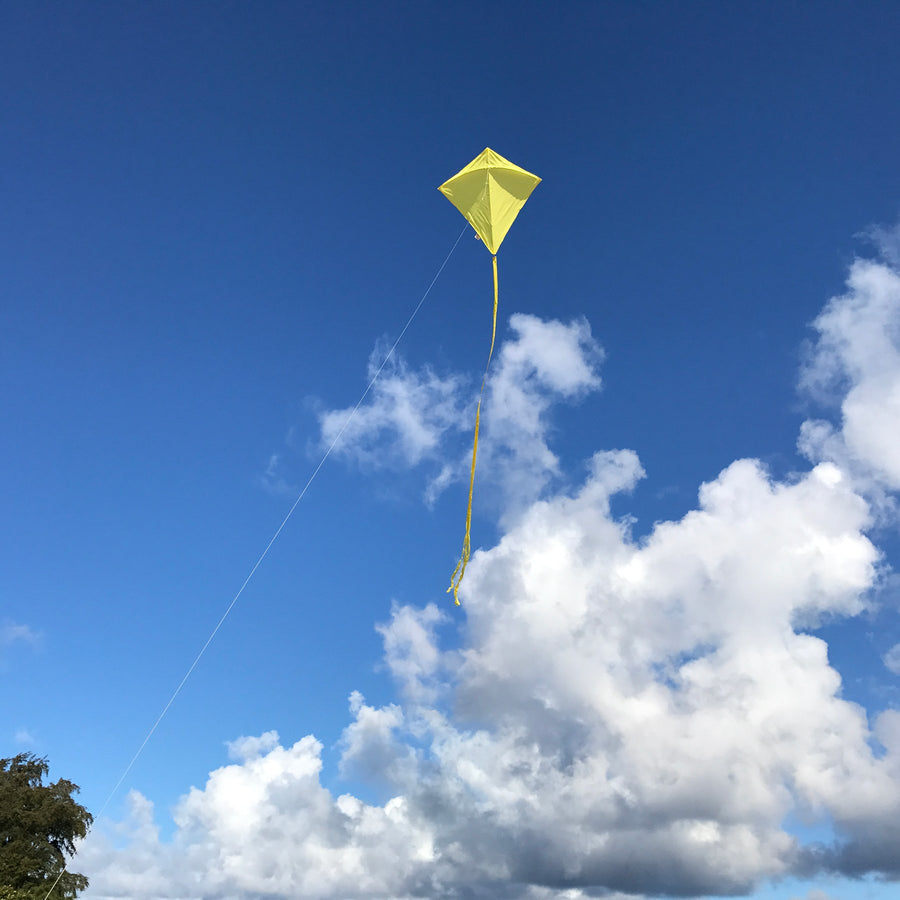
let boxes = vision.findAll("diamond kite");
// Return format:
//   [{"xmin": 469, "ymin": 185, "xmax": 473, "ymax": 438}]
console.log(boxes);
[{"xmin": 439, "ymin": 148, "xmax": 541, "ymax": 604}]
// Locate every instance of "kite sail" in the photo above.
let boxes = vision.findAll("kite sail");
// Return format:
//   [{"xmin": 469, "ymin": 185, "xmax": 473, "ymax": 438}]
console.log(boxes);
[{"xmin": 439, "ymin": 148, "xmax": 541, "ymax": 604}]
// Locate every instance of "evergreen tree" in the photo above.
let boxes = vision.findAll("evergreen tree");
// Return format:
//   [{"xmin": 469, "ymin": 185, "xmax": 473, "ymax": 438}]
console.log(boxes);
[{"xmin": 0, "ymin": 754, "xmax": 92, "ymax": 900}]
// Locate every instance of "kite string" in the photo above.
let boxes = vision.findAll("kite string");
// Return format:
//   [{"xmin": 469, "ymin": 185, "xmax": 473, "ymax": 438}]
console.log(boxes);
[
  {"xmin": 43, "ymin": 225, "xmax": 468, "ymax": 900},
  {"xmin": 98, "ymin": 223, "xmax": 467, "ymax": 819},
  {"xmin": 447, "ymin": 253, "xmax": 498, "ymax": 604}
]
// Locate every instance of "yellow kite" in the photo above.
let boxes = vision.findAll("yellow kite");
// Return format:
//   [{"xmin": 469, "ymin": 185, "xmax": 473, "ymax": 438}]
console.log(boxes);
[{"xmin": 439, "ymin": 148, "xmax": 541, "ymax": 604}]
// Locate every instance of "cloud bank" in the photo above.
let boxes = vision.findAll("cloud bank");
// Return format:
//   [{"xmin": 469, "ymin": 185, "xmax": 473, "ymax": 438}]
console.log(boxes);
[{"xmin": 81, "ymin": 251, "xmax": 900, "ymax": 899}]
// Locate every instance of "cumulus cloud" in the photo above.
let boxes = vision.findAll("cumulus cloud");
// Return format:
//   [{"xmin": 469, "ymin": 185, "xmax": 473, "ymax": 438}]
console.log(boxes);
[
  {"xmin": 478, "ymin": 313, "xmax": 602, "ymax": 514},
  {"xmin": 884, "ymin": 643, "xmax": 900, "ymax": 676},
  {"xmin": 429, "ymin": 452, "xmax": 883, "ymax": 895},
  {"xmin": 81, "ymin": 245, "xmax": 900, "ymax": 898},
  {"xmin": 375, "ymin": 602, "xmax": 448, "ymax": 705},
  {"xmin": 81, "ymin": 736, "xmax": 439, "ymax": 900},
  {"xmin": 226, "ymin": 730, "xmax": 281, "ymax": 762},
  {"xmin": 315, "ymin": 314, "xmax": 603, "ymax": 509},
  {"xmin": 799, "ymin": 257, "xmax": 900, "ymax": 494},
  {"xmin": 318, "ymin": 342, "xmax": 467, "ymax": 470}
]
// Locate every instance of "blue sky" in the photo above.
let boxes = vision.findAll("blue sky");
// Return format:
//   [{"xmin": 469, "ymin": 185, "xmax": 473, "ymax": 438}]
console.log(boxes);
[{"xmin": 3, "ymin": 3, "xmax": 900, "ymax": 898}]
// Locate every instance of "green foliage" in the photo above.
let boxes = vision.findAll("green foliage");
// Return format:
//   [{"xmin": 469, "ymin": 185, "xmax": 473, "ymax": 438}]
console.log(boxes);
[{"xmin": 0, "ymin": 754, "xmax": 92, "ymax": 900}]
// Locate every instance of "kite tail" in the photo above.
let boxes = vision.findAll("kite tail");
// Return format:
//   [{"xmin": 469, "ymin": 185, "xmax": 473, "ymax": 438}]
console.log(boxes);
[{"xmin": 448, "ymin": 254, "xmax": 499, "ymax": 605}]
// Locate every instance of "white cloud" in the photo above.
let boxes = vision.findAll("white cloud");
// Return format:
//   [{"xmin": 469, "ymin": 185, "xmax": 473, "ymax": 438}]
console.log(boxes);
[
  {"xmin": 864, "ymin": 220, "xmax": 900, "ymax": 269},
  {"xmin": 799, "ymin": 258, "xmax": 900, "ymax": 493},
  {"xmin": 315, "ymin": 314, "xmax": 603, "ymax": 510},
  {"xmin": 80, "ymin": 456, "xmax": 891, "ymax": 897},
  {"xmin": 0, "ymin": 622, "xmax": 40, "ymax": 649},
  {"xmin": 14, "ymin": 727, "xmax": 36, "ymax": 746},
  {"xmin": 258, "ymin": 452, "xmax": 296, "ymax": 496},
  {"xmin": 436, "ymin": 451, "xmax": 882, "ymax": 893},
  {"xmin": 790, "ymin": 890, "xmax": 834, "ymax": 900},
  {"xmin": 81, "ymin": 737, "xmax": 439, "ymax": 900},
  {"xmin": 82, "ymin": 248, "xmax": 900, "ymax": 898},
  {"xmin": 376, "ymin": 602, "xmax": 448, "ymax": 704},
  {"xmin": 318, "ymin": 347, "xmax": 466, "ymax": 469},
  {"xmin": 478, "ymin": 313, "xmax": 603, "ymax": 515},
  {"xmin": 884, "ymin": 643, "xmax": 900, "ymax": 675},
  {"xmin": 226, "ymin": 730, "xmax": 281, "ymax": 762}
]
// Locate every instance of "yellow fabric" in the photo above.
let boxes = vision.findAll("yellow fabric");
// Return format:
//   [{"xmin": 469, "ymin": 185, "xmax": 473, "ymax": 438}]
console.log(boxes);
[
  {"xmin": 440, "ymin": 149, "xmax": 539, "ymax": 605},
  {"xmin": 438, "ymin": 148, "xmax": 541, "ymax": 255},
  {"xmin": 448, "ymin": 254, "xmax": 499, "ymax": 605}
]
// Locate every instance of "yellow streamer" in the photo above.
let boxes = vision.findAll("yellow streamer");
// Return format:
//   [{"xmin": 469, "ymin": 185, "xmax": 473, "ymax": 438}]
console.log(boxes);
[{"xmin": 448, "ymin": 254, "xmax": 499, "ymax": 604}]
